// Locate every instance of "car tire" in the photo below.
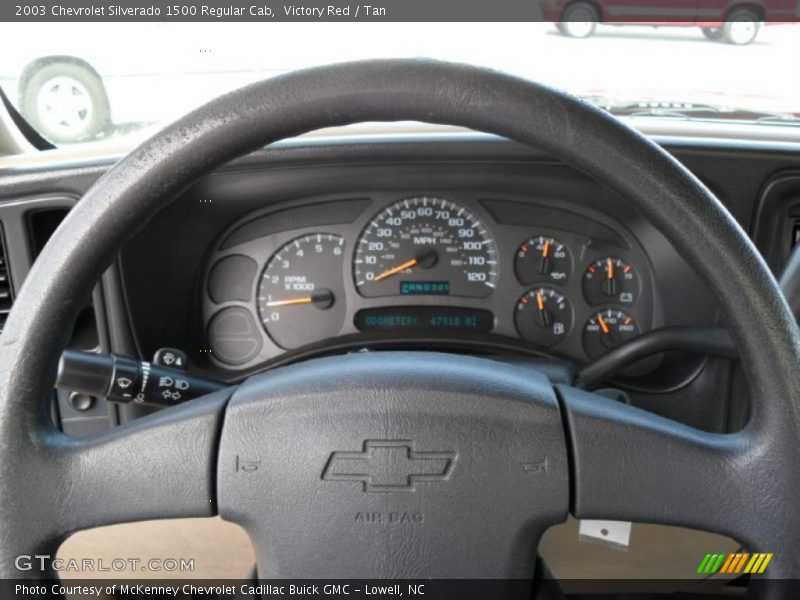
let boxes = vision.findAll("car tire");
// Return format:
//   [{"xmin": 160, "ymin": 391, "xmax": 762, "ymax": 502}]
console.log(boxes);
[
  {"xmin": 558, "ymin": 2, "xmax": 599, "ymax": 38},
  {"xmin": 721, "ymin": 9, "xmax": 761, "ymax": 45},
  {"xmin": 19, "ymin": 61, "xmax": 110, "ymax": 144},
  {"xmin": 701, "ymin": 27, "xmax": 723, "ymax": 40}
]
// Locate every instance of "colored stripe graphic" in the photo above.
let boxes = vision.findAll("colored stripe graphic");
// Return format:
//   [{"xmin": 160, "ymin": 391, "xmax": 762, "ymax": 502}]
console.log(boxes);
[
  {"xmin": 704, "ymin": 552, "xmax": 775, "ymax": 575},
  {"xmin": 733, "ymin": 553, "xmax": 749, "ymax": 573},
  {"xmin": 697, "ymin": 554, "xmax": 712, "ymax": 573},
  {"xmin": 744, "ymin": 553, "xmax": 774, "ymax": 574},
  {"xmin": 744, "ymin": 554, "xmax": 760, "ymax": 573},
  {"xmin": 712, "ymin": 554, "xmax": 725, "ymax": 573},
  {"xmin": 720, "ymin": 553, "xmax": 742, "ymax": 574},
  {"xmin": 719, "ymin": 553, "xmax": 736, "ymax": 574},
  {"xmin": 698, "ymin": 553, "xmax": 727, "ymax": 574}
]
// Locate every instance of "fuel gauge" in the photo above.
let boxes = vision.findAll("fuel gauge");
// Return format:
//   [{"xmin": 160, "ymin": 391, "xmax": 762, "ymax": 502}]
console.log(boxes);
[{"xmin": 514, "ymin": 287, "xmax": 573, "ymax": 347}]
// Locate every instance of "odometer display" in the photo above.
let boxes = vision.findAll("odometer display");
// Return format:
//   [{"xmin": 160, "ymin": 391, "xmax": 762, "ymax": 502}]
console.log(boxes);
[
  {"xmin": 353, "ymin": 197, "xmax": 498, "ymax": 298},
  {"xmin": 355, "ymin": 307, "xmax": 494, "ymax": 333}
]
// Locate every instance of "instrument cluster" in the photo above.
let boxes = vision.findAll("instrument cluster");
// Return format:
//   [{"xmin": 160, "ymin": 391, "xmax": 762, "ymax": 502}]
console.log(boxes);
[{"xmin": 202, "ymin": 193, "xmax": 655, "ymax": 370}]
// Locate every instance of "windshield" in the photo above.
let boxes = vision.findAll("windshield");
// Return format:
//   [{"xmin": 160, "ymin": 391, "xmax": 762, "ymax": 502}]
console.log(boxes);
[{"xmin": 1, "ymin": 21, "xmax": 798, "ymax": 146}]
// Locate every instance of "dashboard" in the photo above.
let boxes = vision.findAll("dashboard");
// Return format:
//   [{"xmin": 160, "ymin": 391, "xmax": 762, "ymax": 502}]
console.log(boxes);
[
  {"xmin": 202, "ymin": 190, "xmax": 656, "ymax": 372},
  {"xmin": 4, "ymin": 133, "xmax": 795, "ymax": 436},
  {"xmin": 1, "ymin": 129, "xmax": 798, "ymax": 587}
]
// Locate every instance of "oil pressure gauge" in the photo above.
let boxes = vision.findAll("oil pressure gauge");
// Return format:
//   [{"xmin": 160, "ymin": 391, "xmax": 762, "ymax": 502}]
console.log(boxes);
[
  {"xmin": 514, "ymin": 236, "xmax": 572, "ymax": 285},
  {"xmin": 582, "ymin": 257, "xmax": 640, "ymax": 306},
  {"xmin": 514, "ymin": 287, "xmax": 573, "ymax": 348}
]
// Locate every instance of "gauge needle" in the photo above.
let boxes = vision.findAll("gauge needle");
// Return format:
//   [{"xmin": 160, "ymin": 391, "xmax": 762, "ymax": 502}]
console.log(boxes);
[
  {"xmin": 540, "ymin": 240, "xmax": 551, "ymax": 274},
  {"xmin": 266, "ymin": 290, "xmax": 333, "ymax": 309},
  {"xmin": 266, "ymin": 296, "xmax": 313, "ymax": 307},
  {"xmin": 373, "ymin": 257, "xmax": 419, "ymax": 282},
  {"xmin": 535, "ymin": 291, "xmax": 552, "ymax": 327},
  {"xmin": 535, "ymin": 291, "xmax": 546, "ymax": 311},
  {"xmin": 602, "ymin": 258, "xmax": 618, "ymax": 296},
  {"xmin": 372, "ymin": 250, "xmax": 437, "ymax": 283},
  {"xmin": 597, "ymin": 315, "xmax": 611, "ymax": 335}
]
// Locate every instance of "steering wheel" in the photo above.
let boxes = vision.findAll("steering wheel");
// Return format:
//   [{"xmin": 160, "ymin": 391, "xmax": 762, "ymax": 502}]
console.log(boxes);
[{"xmin": 1, "ymin": 60, "xmax": 799, "ymax": 598}]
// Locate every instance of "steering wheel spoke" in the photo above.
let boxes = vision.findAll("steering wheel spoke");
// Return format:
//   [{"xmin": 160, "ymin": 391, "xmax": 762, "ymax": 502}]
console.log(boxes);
[
  {"xmin": 558, "ymin": 385, "xmax": 743, "ymax": 530},
  {"xmin": 0, "ymin": 388, "xmax": 231, "ymax": 576},
  {"xmin": 57, "ymin": 388, "xmax": 232, "ymax": 529}
]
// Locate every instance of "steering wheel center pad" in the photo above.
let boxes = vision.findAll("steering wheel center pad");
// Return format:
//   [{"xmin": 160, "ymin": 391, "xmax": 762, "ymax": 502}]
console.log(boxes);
[{"xmin": 218, "ymin": 352, "xmax": 568, "ymax": 579}]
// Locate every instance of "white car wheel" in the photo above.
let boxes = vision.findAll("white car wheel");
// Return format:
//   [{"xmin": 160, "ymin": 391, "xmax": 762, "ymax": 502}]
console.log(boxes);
[
  {"xmin": 559, "ymin": 3, "xmax": 599, "ymax": 38},
  {"xmin": 20, "ymin": 61, "xmax": 110, "ymax": 144},
  {"xmin": 723, "ymin": 12, "xmax": 761, "ymax": 45},
  {"xmin": 35, "ymin": 76, "xmax": 95, "ymax": 140}
]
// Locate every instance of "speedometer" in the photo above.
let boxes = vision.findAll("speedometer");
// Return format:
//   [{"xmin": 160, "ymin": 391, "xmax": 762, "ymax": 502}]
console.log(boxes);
[{"xmin": 353, "ymin": 197, "xmax": 498, "ymax": 298}]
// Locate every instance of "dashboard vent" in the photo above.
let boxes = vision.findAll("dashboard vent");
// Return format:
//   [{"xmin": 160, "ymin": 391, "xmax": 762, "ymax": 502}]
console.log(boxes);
[{"xmin": 0, "ymin": 226, "xmax": 12, "ymax": 334}]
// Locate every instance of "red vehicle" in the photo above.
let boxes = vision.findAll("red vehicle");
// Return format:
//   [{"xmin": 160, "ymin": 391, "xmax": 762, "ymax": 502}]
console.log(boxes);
[{"xmin": 542, "ymin": 0, "xmax": 798, "ymax": 44}]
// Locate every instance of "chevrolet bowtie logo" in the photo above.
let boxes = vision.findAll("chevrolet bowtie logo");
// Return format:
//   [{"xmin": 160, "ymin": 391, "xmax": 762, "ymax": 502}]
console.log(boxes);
[{"xmin": 322, "ymin": 440, "xmax": 457, "ymax": 492}]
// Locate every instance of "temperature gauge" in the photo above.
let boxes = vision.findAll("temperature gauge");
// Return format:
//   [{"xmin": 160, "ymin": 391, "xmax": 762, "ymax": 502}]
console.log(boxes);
[
  {"xmin": 583, "ymin": 309, "xmax": 639, "ymax": 359},
  {"xmin": 514, "ymin": 287, "xmax": 573, "ymax": 348},
  {"xmin": 583, "ymin": 257, "xmax": 640, "ymax": 306},
  {"xmin": 514, "ymin": 236, "xmax": 572, "ymax": 285}
]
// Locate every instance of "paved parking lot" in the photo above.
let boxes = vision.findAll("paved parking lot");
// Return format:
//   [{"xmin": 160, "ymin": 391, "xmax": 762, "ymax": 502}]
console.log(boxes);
[
  {"xmin": 317, "ymin": 22, "xmax": 800, "ymax": 113},
  {"xmin": 1, "ymin": 21, "xmax": 798, "ymax": 142},
  {"xmin": 129, "ymin": 22, "xmax": 800, "ymax": 120}
]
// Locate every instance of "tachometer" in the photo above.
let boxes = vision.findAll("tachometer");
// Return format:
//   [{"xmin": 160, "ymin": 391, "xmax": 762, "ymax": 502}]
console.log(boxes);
[
  {"xmin": 257, "ymin": 233, "xmax": 346, "ymax": 350},
  {"xmin": 353, "ymin": 197, "xmax": 498, "ymax": 297}
]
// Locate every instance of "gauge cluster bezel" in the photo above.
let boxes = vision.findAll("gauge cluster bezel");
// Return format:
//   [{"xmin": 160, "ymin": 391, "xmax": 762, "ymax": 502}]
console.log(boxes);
[{"xmin": 201, "ymin": 190, "xmax": 658, "ymax": 372}]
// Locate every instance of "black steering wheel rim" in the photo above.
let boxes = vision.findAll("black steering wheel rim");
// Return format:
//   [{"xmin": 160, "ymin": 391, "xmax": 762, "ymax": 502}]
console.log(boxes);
[{"xmin": 1, "ymin": 59, "xmax": 799, "ymax": 593}]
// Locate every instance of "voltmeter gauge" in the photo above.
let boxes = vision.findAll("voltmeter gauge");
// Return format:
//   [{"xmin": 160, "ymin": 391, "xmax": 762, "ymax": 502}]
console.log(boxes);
[
  {"xmin": 583, "ymin": 309, "xmax": 639, "ymax": 359},
  {"xmin": 514, "ymin": 236, "xmax": 572, "ymax": 285},
  {"xmin": 514, "ymin": 287, "xmax": 573, "ymax": 347},
  {"xmin": 582, "ymin": 257, "xmax": 640, "ymax": 306}
]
